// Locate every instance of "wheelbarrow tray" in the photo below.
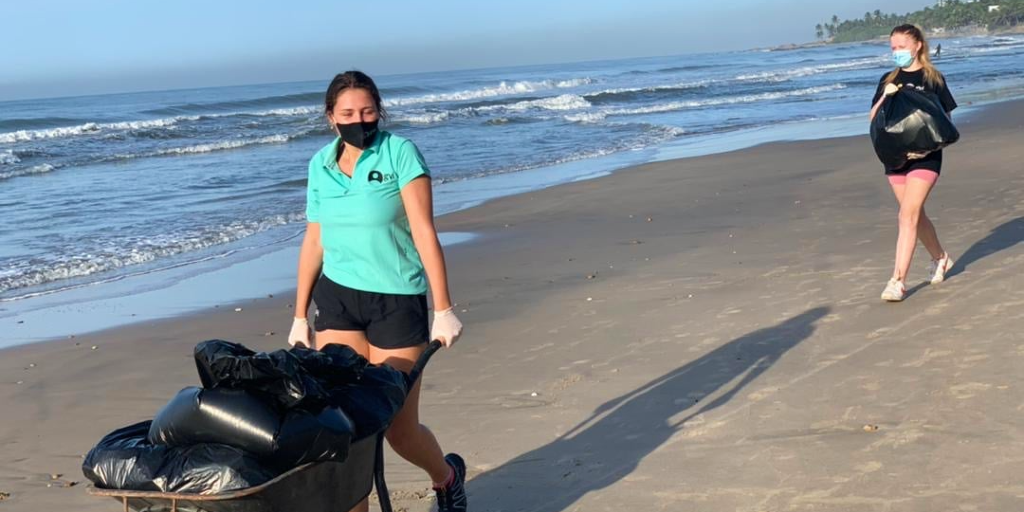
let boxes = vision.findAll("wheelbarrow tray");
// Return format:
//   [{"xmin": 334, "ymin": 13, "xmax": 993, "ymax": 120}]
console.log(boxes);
[
  {"xmin": 88, "ymin": 434, "xmax": 377, "ymax": 512},
  {"xmin": 87, "ymin": 340, "xmax": 442, "ymax": 512}
]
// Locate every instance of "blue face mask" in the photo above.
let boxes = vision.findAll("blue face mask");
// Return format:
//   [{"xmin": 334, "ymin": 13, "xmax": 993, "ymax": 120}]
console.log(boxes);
[{"xmin": 892, "ymin": 49, "xmax": 914, "ymax": 68}]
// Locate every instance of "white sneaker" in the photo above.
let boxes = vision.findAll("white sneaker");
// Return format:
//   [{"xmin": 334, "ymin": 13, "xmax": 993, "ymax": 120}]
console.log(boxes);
[
  {"xmin": 881, "ymin": 278, "xmax": 906, "ymax": 302},
  {"xmin": 928, "ymin": 253, "xmax": 954, "ymax": 284}
]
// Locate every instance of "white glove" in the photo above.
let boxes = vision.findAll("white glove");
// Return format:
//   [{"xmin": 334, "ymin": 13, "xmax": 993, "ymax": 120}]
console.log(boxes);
[
  {"xmin": 883, "ymin": 83, "xmax": 899, "ymax": 96},
  {"xmin": 430, "ymin": 308, "xmax": 463, "ymax": 348},
  {"xmin": 288, "ymin": 317, "xmax": 311, "ymax": 348}
]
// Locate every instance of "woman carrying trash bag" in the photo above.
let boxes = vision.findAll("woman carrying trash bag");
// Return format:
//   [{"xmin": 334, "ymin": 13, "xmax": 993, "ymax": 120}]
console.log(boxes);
[
  {"xmin": 869, "ymin": 24, "xmax": 958, "ymax": 302},
  {"xmin": 288, "ymin": 71, "xmax": 467, "ymax": 512}
]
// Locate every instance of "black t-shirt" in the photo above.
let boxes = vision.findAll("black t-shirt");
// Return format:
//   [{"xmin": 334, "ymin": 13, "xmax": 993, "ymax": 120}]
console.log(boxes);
[{"xmin": 872, "ymin": 69, "xmax": 957, "ymax": 174}]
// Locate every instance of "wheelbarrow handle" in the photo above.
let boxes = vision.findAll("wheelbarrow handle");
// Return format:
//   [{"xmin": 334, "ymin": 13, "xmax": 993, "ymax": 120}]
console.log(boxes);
[{"xmin": 407, "ymin": 340, "xmax": 444, "ymax": 385}]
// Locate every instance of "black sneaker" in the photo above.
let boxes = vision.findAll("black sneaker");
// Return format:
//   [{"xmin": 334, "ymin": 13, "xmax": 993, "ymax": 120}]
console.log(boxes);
[{"xmin": 435, "ymin": 453, "xmax": 467, "ymax": 512}]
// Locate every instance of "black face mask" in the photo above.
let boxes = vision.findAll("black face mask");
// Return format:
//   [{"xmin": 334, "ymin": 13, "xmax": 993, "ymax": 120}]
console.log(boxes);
[{"xmin": 335, "ymin": 119, "xmax": 379, "ymax": 150}]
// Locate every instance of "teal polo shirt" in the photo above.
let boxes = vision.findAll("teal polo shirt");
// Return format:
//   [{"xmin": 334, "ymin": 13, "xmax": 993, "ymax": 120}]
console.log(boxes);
[{"xmin": 306, "ymin": 131, "xmax": 430, "ymax": 295}]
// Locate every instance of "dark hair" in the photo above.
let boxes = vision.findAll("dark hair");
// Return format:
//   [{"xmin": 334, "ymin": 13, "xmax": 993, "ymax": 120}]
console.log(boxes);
[{"xmin": 324, "ymin": 71, "xmax": 389, "ymax": 123}]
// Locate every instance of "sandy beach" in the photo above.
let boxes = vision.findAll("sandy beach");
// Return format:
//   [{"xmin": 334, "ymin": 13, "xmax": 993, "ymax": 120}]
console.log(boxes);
[{"xmin": 2, "ymin": 99, "xmax": 1023, "ymax": 512}]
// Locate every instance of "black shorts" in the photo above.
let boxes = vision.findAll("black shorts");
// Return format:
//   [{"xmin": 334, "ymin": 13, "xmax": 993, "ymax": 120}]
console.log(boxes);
[
  {"xmin": 886, "ymin": 149, "xmax": 942, "ymax": 175},
  {"xmin": 312, "ymin": 275, "xmax": 428, "ymax": 349}
]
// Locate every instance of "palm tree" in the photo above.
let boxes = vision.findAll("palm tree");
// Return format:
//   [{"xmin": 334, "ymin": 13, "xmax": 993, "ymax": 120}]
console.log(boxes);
[
  {"xmin": 874, "ymin": 9, "xmax": 883, "ymax": 22},
  {"xmin": 815, "ymin": 23, "xmax": 825, "ymax": 40}
]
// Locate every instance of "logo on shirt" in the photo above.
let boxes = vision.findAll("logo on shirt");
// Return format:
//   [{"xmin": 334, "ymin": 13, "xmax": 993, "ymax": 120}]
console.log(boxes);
[
  {"xmin": 368, "ymin": 170, "xmax": 397, "ymax": 184},
  {"xmin": 900, "ymin": 81, "xmax": 926, "ymax": 93}
]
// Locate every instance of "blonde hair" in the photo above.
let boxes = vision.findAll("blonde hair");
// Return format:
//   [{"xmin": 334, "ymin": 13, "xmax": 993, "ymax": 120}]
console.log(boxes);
[{"xmin": 884, "ymin": 24, "xmax": 944, "ymax": 87}]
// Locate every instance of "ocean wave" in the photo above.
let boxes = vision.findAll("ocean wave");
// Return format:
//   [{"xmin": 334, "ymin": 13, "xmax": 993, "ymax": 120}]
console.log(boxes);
[
  {"xmin": 0, "ymin": 116, "xmax": 201, "ymax": 143},
  {"xmin": 383, "ymin": 78, "xmax": 594, "ymax": 107},
  {"xmin": 0, "ymin": 163, "xmax": 57, "ymax": 180},
  {"xmin": 391, "ymin": 94, "xmax": 592, "ymax": 125},
  {"xmin": 563, "ymin": 112, "xmax": 609, "ymax": 124},
  {"xmin": 0, "ymin": 116, "xmax": 89, "ymax": 132},
  {"xmin": 106, "ymin": 133, "xmax": 300, "ymax": 161},
  {"xmin": 470, "ymin": 94, "xmax": 592, "ymax": 114},
  {"xmin": 144, "ymin": 92, "xmax": 324, "ymax": 116},
  {"xmin": 0, "ymin": 212, "xmax": 307, "ymax": 296},
  {"xmin": 438, "ymin": 121, "xmax": 686, "ymax": 184},
  {"xmin": 483, "ymin": 116, "xmax": 538, "ymax": 126},
  {"xmin": 566, "ymin": 84, "xmax": 847, "ymax": 122},
  {"xmin": 393, "ymin": 111, "xmax": 451, "ymax": 124},
  {"xmin": 244, "ymin": 106, "xmax": 321, "ymax": 117},
  {"xmin": 735, "ymin": 56, "xmax": 889, "ymax": 82},
  {"xmin": 0, "ymin": 150, "xmax": 20, "ymax": 165},
  {"xmin": 0, "ymin": 106, "xmax": 322, "ymax": 144},
  {"xmin": 584, "ymin": 79, "xmax": 713, "ymax": 103}
]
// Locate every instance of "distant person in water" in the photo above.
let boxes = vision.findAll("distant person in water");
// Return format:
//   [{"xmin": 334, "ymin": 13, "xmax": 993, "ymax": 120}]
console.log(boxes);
[
  {"xmin": 869, "ymin": 25, "xmax": 957, "ymax": 302},
  {"xmin": 935, "ymin": 43, "xmax": 942, "ymax": 58}
]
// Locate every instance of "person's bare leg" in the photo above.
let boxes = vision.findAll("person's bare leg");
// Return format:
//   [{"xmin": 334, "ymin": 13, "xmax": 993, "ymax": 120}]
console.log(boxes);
[
  {"xmin": 370, "ymin": 344, "xmax": 451, "ymax": 483},
  {"xmin": 893, "ymin": 177, "xmax": 938, "ymax": 281},
  {"xmin": 916, "ymin": 207, "xmax": 945, "ymax": 260}
]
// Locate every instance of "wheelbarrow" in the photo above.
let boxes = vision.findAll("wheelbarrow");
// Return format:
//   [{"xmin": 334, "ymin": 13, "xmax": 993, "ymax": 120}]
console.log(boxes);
[{"xmin": 88, "ymin": 340, "xmax": 443, "ymax": 512}]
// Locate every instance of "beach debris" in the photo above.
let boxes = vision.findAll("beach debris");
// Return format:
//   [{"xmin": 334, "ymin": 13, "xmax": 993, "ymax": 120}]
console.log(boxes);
[
  {"xmin": 234, "ymin": 307, "xmax": 243, "ymax": 312},
  {"xmin": 862, "ymin": 424, "xmax": 880, "ymax": 432},
  {"xmin": 629, "ymin": 215, "xmax": 634, "ymax": 218},
  {"xmin": 0, "ymin": 491, "xmax": 9, "ymax": 500},
  {"xmin": 75, "ymin": 342, "xmax": 80, "ymax": 346},
  {"xmin": 687, "ymin": 294, "xmax": 694, "ymax": 298},
  {"xmin": 531, "ymin": 392, "xmax": 539, "ymax": 397},
  {"xmin": 68, "ymin": 335, "xmax": 75, "ymax": 339},
  {"xmin": 586, "ymin": 273, "xmax": 597, "ymax": 280},
  {"xmin": 267, "ymin": 294, "xmax": 274, "ymax": 298},
  {"xmin": 646, "ymin": 217, "xmax": 653, "ymax": 222},
  {"xmin": 630, "ymin": 239, "xmax": 643, "ymax": 245},
  {"xmin": 17, "ymin": 320, "xmax": 23, "ymax": 324},
  {"xmin": 794, "ymin": 200, "xmax": 801, "ymax": 204},
  {"xmin": 586, "ymin": 297, "xmax": 593, "ymax": 302},
  {"xmin": 16, "ymin": 381, "xmax": 23, "ymax": 385},
  {"xmin": 263, "ymin": 331, "xmax": 275, "ymax": 337},
  {"xmin": 460, "ymin": 309, "xmax": 468, "ymax": 313},
  {"xmin": 50, "ymin": 474, "xmax": 62, "ymax": 480},
  {"xmin": 91, "ymin": 345, "xmax": 98, "ymax": 350}
]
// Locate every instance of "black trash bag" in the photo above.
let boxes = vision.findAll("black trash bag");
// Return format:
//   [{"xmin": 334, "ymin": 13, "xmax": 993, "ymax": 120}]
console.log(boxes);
[
  {"xmin": 271, "ymin": 406, "xmax": 356, "ymax": 470},
  {"xmin": 291, "ymin": 344, "xmax": 365, "ymax": 384},
  {"xmin": 871, "ymin": 87, "xmax": 959, "ymax": 171},
  {"xmin": 148, "ymin": 387, "xmax": 281, "ymax": 458},
  {"xmin": 194, "ymin": 340, "xmax": 328, "ymax": 410},
  {"xmin": 83, "ymin": 421, "xmax": 169, "ymax": 491},
  {"xmin": 83, "ymin": 421, "xmax": 275, "ymax": 494},
  {"xmin": 327, "ymin": 365, "xmax": 410, "ymax": 439},
  {"xmin": 155, "ymin": 443, "xmax": 276, "ymax": 495}
]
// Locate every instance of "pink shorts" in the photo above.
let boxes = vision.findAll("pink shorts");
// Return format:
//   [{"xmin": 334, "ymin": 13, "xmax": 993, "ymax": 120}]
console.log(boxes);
[{"xmin": 887, "ymin": 169, "xmax": 939, "ymax": 186}]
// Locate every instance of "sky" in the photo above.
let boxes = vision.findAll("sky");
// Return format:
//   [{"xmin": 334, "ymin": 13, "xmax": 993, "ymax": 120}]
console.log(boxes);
[{"xmin": 0, "ymin": 0, "xmax": 935, "ymax": 101}]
